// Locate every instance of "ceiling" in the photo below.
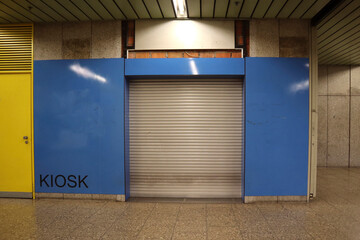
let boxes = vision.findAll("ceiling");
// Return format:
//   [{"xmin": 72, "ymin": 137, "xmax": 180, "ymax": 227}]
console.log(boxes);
[
  {"xmin": 0, "ymin": 0, "xmax": 359, "ymax": 65},
  {"xmin": 317, "ymin": 0, "xmax": 360, "ymax": 65},
  {"xmin": 0, "ymin": 0, "xmax": 331, "ymax": 22}
]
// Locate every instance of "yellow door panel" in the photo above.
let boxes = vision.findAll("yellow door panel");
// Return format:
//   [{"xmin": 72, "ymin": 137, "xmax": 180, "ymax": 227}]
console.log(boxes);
[{"xmin": 0, "ymin": 73, "xmax": 32, "ymax": 193}]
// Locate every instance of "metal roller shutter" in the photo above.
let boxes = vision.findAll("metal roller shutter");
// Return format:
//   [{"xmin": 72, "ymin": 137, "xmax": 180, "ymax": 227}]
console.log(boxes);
[{"xmin": 129, "ymin": 79, "xmax": 243, "ymax": 198}]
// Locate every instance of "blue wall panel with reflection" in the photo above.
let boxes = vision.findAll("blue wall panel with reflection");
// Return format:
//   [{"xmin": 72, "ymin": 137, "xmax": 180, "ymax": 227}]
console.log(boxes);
[
  {"xmin": 34, "ymin": 58, "xmax": 125, "ymax": 194},
  {"xmin": 125, "ymin": 58, "xmax": 245, "ymax": 76},
  {"xmin": 245, "ymin": 57, "xmax": 309, "ymax": 196}
]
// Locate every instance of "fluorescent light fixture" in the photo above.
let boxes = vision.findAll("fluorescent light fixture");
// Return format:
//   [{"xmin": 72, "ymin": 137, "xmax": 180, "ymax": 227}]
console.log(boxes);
[{"xmin": 173, "ymin": 0, "xmax": 187, "ymax": 18}]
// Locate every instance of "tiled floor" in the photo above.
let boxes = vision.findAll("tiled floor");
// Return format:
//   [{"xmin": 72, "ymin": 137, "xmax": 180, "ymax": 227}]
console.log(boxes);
[{"xmin": 1, "ymin": 167, "xmax": 360, "ymax": 239}]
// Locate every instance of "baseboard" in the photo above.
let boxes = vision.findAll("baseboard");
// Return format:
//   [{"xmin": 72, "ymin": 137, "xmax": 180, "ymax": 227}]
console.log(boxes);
[
  {"xmin": 0, "ymin": 191, "xmax": 32, "ymax": 199},
  {"xmin": 35, "ymin": 193, "xmax": 125, "ymax": 202},
  {"xmin": 244, "ymin": 196, "xmax": 307, "ymax": 203}
]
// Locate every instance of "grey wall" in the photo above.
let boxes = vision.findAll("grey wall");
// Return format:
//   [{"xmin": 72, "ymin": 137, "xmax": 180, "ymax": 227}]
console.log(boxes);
[
  {"xmin": 249, "ymin": 19, "xmax": 309, "ymax": 58},
  {"xmin": 34, "ymin": 21, "xmax": 122, "ymax": 60},
  {"xmin": 318, "ymin": 65, "xmax": 360, "ymax": 167}
]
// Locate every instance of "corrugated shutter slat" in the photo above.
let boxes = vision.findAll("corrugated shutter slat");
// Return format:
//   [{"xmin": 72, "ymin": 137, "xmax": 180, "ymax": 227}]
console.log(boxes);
[{"xmin": 130, "ymin": 79, "xmax": 243, "ymax": 198}]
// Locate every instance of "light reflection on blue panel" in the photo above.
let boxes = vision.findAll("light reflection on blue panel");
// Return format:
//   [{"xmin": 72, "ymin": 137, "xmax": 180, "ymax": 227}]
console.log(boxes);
[
  {"xmin": 189, "ymin": 59, "xmax": 199, "ymax": 75},
  {"xmin": 125, "ymin": 58, "xmax": 245, "ymax": 76},
  {"xmin": 69, "ymin": 63, "xmax": 108, "ymax": 83}
]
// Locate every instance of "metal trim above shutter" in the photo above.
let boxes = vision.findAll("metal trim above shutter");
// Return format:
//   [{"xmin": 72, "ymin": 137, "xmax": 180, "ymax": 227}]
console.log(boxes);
[{"xmin": 129, "ymin": 79, "xmax": 243, "ymax": 198}]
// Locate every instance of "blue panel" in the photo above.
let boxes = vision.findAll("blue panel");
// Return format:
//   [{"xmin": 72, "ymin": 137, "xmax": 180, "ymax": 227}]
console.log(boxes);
[
  {"xmin": 125, "ymin": 58, "xmax": 244, "ymax": 76},
  {"xmin": 34, "ymin": 58, "xmax": 125, "ymax": 194},
  {"xmin": 124, "ymin": 78, "xmax": 130, "ymax": 200},
  {"xmin": 245, "ymin": 57, "xmax": 309, "ymax": 196}
]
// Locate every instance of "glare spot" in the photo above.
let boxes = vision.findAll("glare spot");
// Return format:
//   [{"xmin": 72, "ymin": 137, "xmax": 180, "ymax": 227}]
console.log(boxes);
[
  {"xmin": 305, "ymin": 63, "xmax": 309, "ymax": 68},
  {"xmin": 69, "ymin": 63, "xmax": 107, "ymax": 83},
  {"xmin": 189, "ymin": 59, "xmax": 199, "ymax": 75},
  {"xmin": 289, "ymin": 79, "xmax": 309, "ymax": 93}
]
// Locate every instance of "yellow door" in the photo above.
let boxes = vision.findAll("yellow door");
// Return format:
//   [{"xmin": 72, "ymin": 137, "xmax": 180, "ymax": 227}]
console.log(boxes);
[{"xmin": 0, "ymin": 73, "xmax": 32, "ymax": 197}]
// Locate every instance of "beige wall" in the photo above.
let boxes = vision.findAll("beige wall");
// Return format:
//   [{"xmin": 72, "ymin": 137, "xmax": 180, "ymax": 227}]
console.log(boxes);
[
  {"xmin": 135, "ymin": 20, "xmax": 234, "ymax": 50},
  {"xmin": 34, "ymin": 21, "xmax": 122, "ymax": 60},
  {"xmin": 318, "ymin": 65, "xmax": 360, "ymax": 167},
  {"xmin": 249, "ymin": 19, "xmax": 309, "ymax": 58}
]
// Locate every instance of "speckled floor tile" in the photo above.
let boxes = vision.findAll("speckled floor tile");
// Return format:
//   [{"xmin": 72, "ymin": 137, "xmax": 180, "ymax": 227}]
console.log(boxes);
[
  {"xmin": 110, "ymin": 218, "xmax": 147, "ymax": 232},
  {"xmin": 70, "ymin": 221, "xmax": 112, "ymax": 239},
  {"xmin": 240, "ymin": 233, "xmax": 276, "ymax": 240},
  {"xmin": 101, "ymin": 229, "xmax": 138, "ymax": 240},
  {"xmin": 270, "ymin": 233, "xmax": 314, "ymax": 240},
  {"xmin": 174, "ymin": 219, "xmax": 206, "ymax": 232},
  {"xmin": 177, "ymin": 206, "xmax": 206, "ymax": 220},
  {"xmin": 207, "ymin": 210, "xmax": 237, "ymax": 227},
  {"xmin": 2, "ymin": 168, "xmax": 360, "ymax": 239},
  {"xmin": 172, "ymin": 231, "xmax": 206, "ymax": 240},
  {"xmin": 238, "ymin": 220, "xmax": 273, "ymax": 234},
  {"xmin": 208, "ymin": 226, "xmax": 242, "ymax": 240},
  {"xmin": 136, "ymin": 223, "xmax": 173, "ymax": 240}
]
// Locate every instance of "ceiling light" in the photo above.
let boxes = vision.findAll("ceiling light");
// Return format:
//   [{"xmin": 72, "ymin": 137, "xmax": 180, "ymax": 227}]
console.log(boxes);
[{"xmin": 173, "ymin": 0, "xmax": 187, "ymax": 18}]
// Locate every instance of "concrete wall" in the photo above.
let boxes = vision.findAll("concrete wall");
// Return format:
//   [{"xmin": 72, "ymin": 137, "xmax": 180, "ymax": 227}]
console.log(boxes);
[
  {"xmin": 249, "ymin": 19, "xmax": 309, "ymax": 58},
  {"xmin": 34, "ymin": 21, "xmax": 122, "ymax": 60},
  {"xmin": 34, "ymin": 19, "xmax": 309, "ymax": 59},
  {"xmin": 318, "ymin": 65, "xmax": 360, "ymax": 167}
]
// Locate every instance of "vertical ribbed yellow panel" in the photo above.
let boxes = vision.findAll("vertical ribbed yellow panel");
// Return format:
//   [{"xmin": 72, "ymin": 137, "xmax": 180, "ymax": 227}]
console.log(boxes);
[{"xmin": 0, "ymin": 24, "xmax": 32, "ymax": 72}]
